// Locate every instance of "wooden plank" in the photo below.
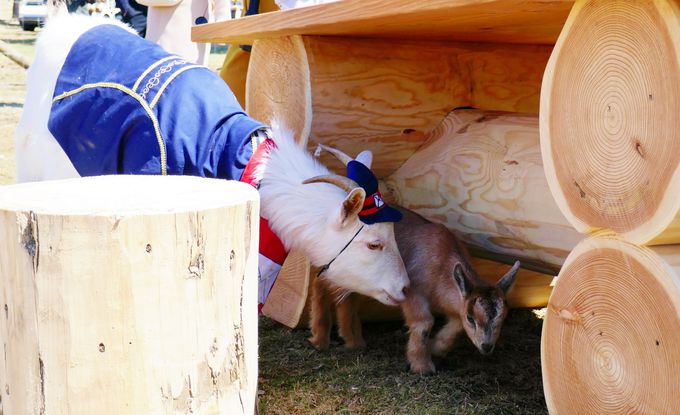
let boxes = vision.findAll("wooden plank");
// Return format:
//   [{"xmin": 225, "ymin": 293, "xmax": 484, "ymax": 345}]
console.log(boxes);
[
  {"xmin": 261, "ymin": 251, "xmax": 311, "ymax": 328},
  {"xmin": 192, "ymin": 0, "xmax": 575, "ymax": 45}
]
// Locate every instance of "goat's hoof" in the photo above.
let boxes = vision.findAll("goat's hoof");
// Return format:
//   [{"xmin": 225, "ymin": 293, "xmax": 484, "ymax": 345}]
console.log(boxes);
[
  {"xmin": 307, "ymin": 337, "xmax": 330, "ymax": 351},
  {"xmin": 409, "ymin": 360, "xmax": 436, "ymax": 375}
]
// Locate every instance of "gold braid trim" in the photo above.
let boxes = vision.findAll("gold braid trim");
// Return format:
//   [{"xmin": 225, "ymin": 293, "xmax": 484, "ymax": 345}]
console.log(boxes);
[{"xmin": 53, "ymin": 82, "xmax": 167, "ymax": 176}]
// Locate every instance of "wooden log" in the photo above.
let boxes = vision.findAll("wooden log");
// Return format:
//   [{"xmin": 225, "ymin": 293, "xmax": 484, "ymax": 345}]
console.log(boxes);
[
  {"xmin": 541, "ymin": 0, "xmax": 680, "ymax": 245},
  {"xmin": 0, "ymin": 176, "xmax": 259, "ymax": 414},
  {"xmin": 542, "ymin": 234, "xmax": 680, "ymax": 414},
  {"xmin": 385, "ymin": 109, "xmax": 583, "ymax": 272},
  {"xmin": 247, "ymin": 36, "xmax": 552, "ymax": 177},
  {"xmin": 191, "ymin": 0, "xmax": 574, "ymax": 45},
  {"xmin": 246, "ymin": 35, "xmax": 311, "ymax": 145}
]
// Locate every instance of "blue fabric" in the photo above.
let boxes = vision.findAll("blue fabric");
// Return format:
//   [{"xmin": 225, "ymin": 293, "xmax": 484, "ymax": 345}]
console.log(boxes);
[{"xmin": 48, "ymin": 24, "xmax": 265, "ymax": 180}]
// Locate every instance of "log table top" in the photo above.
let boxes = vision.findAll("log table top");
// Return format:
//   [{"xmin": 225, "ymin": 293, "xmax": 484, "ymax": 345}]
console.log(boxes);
[{"xmin": 192, "ymin": 0, "xmax": 575, "ymax": 45}]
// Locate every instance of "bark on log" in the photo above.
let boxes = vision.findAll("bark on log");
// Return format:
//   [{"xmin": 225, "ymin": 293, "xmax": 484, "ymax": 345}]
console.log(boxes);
[
  {"xmin": 385, "ymin": 109, "xmax": 583, "ymax": 272},
  {"xmin": 247, "ymin": 36, "xmax": 552, "ymax": 177},
  {"xmin": 0, "ymin": 176, "xmax": 259, "ymax": 414},
  {"xmin": 541, "ymin": 0, "xmax": 680, "ymax": 245},
  {"xmin": 542, "ymin": 234, "xmax": 680, "ymax": 414}
]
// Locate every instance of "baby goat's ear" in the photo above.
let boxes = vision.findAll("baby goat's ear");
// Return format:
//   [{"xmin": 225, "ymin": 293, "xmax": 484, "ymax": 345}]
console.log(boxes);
[
  {"xmin": 453, "ymin": 263, "xmax": 471, "ymax": 297},
  {"xmin": 496, "ymin": 261, "xmax": 520, "ymax": 294},
  {"xmin": 338, "ymin": 187, "xmax": 366, "ymax": 228}
]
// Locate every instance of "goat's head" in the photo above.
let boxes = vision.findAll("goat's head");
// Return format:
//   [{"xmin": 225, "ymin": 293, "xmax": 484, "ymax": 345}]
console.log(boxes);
[
  {"xmin": 453, "ymin": 261, "xmax": 519, "ymax": 355},
  {"xmin": 303, "ymin": 173, "xmax": 409, "ymax": 306}
]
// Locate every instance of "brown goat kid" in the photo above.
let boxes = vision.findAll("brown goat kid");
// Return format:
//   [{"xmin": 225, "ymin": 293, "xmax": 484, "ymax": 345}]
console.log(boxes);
[
  {"xmin": 309, "ymin": 207, "xmax": 520, "ymax": 374},
  {"xmin": 393, "ymin": 207, "xmax": 519, "ymax": 373}
]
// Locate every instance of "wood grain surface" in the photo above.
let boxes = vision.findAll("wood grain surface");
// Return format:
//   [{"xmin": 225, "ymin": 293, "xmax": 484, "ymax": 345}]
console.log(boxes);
[
  {"xmin": 0, "ymin": 176, "xmax": 259, "ymax": 414},
  {"xmin": 543, "ymin": 234, "xmax": 680, "ymax": 414},
  {"xmin": 386, "ymin": 109, "xmax": 582, "ymax": 271},
  {"xmin": 192, "ymin": 0, "xmax": 574, "ymax": 45},
  {"xmin": 541, "ymin": 0, "xmax": 680, "ymax": 245}
]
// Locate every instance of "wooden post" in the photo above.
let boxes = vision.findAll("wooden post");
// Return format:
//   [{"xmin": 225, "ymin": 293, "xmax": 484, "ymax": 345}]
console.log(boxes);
[
  {"xmin": 0, "ymin": 176, "xmax": 259, "ymax": 414},
  {"xmin": 541, "ymin": 0, "xmax": 680, "ymax": 245},
  {"xmin": 542, "ymin": 234, "xmax": 680, "ymax": 414}
]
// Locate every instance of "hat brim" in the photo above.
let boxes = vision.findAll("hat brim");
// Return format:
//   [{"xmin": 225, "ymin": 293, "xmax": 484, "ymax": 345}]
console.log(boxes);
[{"xmin": 358, "ymin": 205, "xmax": 403, "ymax": 225}]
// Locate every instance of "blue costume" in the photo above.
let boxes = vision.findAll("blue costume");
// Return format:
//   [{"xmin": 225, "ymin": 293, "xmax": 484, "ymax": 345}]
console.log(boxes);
[{"xmin": 49, "ymin": 24, "xmax": 265, "ymax": 180}]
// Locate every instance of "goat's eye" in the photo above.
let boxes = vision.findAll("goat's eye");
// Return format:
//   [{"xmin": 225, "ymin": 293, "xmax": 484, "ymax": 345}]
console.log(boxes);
[
  {"xmin": 367, "ymin": 241, "xmax": 383, "ymax": 251},
  {"xmin": 467, "ymin": 315, "xmax": 476, "ymax": 327}
]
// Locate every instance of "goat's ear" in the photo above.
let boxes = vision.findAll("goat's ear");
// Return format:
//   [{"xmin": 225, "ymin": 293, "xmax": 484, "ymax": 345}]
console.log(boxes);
[
  {"xmin": 453, "ymin": 263, "xmax": 471, "ymax": 297},
  {"xmin": 496, "ymin": 261, "xmax": 520, "ymax": 294},
  {"xmin": 337, "ymin": 187, "xmax": 366, "ymax": 228}
]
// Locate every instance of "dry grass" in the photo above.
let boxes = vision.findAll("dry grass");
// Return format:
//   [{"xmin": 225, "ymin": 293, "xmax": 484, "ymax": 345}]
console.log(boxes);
[
  {"xmin": 258, "ymin": 310, "xmax": 548, "ymax": 414},
  {"xmin": 0, "ymin": 15, "xmax": 30, "ymax": 184}
]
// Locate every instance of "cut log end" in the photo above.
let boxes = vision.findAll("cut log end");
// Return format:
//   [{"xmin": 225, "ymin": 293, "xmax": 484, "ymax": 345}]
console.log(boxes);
[
  {"xmin": 0, "ymin": 175, "xmax": 259, "ymax": 215},
  {"xmin": 541, "ymin": 0, "xmax": 680, "ymax": 244},
  {"xmin": 0, "ymin": 176, "xmax": 259, "ymax": 414},
  {"xmin": 542, "ymin": 235, "xmax": 680, "ymax": 414},
  {"xmin": 247, "ymin": 36, "xmax": 312, "ymax": 145}
]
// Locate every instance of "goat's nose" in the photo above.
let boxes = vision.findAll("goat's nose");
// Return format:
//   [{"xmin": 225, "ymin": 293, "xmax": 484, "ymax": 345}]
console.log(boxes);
[
  {"xmin": 480, "ymin": 343, "xmax": 494, "ymax": 355},
  {"xmin": 402, "ymin": 285, "xmax": 411, "ymax": 297}
]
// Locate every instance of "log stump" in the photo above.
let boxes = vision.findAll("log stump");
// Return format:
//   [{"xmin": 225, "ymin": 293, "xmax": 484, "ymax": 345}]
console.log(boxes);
[
  {"xmin": 541, "ymin": 0, "xmax": 680, "ymax": 244},
  {"xmin": 0, "ymin": 176, "xmax": 259, "ymax": 414},
  {"xmin": 542, "ymin": 234, "xmax": 680, "ymax": 414}
]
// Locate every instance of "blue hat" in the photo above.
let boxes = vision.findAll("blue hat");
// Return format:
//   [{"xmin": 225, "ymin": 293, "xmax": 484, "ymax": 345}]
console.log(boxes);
[{"xmin": 346, "ymin": 160, "xmax": 402, "ymax": 224}]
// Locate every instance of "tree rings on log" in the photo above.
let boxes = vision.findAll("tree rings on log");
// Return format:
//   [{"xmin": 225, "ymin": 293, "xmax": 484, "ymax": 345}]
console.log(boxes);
[
  {"xmin": 541, "ymin": 0, "xmax": 680, "ymax": 244},
  {"xmin": 542, "ymin": 234, "xmax": 680, "ymax": 414},
  {"xmin": 247, "ymin": 35, "xmax": 312, "ymax": 145}
]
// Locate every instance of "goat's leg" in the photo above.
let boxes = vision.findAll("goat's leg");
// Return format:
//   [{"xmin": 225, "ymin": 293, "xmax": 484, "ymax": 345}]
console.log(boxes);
[
  {"xmin": 351, "ymin": 301, "xmax": 364, "ymax": 347},
  {"xmin": 336, "ymin": 295, "xmax": 365, "ymax": 349},
  {"xmin": 431, "ymin": 315, "xmax": 463, "ymax": 357},
  {"xmin": 401, "ymin": 294, "xmax": 435, "ymax": 374},
  {"xmin": 308, "ymin": 278, "xmax": 333, "ymax": 350}
]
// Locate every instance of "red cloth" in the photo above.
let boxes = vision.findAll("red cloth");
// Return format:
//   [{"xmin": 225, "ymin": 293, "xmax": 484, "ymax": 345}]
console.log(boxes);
[
  {"xmin": 240, "ymin": 138, "xmax": 289, "ymax": 310},
  {"xmin": 241, "ymin": 138, "xmax": 287, "ymax": 265}
]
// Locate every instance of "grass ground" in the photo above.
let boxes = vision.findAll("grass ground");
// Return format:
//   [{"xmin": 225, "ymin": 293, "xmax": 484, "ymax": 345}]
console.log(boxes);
[
  {"xmin": 0, "ymin": 6, "xmax": 549, "ymax": 413},
  {"xmin": 258, "ymin": 312, "xmax": 547, "ymax": 415}
]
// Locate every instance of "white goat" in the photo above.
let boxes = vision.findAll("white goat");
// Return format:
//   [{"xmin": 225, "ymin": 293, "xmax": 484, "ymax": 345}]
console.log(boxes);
[{"xmin": 15, "ymin": 13, "xmax": 410, "ymax": 307}]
